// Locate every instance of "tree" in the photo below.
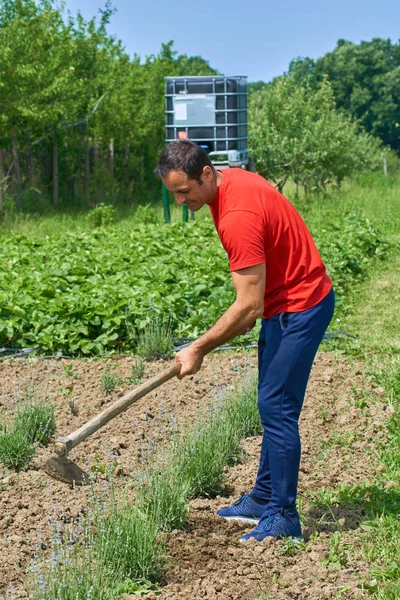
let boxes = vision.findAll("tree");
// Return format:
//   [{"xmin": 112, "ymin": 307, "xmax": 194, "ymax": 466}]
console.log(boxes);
[
  {"xmin": 248, "ymin": 77, "xmax": 382, "ymax": 194},
  {"xmin": 288, "ymin": 39, "xmax": 400, "ymax": 153}
]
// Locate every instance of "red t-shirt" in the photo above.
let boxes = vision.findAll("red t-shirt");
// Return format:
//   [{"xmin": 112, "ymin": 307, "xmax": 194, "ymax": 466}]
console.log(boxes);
[{"xmin": 208, "ymin": 169, "xmax": 332, "ymax": 319}]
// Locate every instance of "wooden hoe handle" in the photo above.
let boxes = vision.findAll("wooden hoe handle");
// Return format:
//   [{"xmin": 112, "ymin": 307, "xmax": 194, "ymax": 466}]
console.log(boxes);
[{"xmin": 54, "ymin": 363, "xmax": 181, "ymax": 456}]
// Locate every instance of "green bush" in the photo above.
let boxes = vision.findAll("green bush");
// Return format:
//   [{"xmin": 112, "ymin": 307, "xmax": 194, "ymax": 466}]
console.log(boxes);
[
  {"xmin": 87, "ymin": 203, "xmax": 116, "ymax": 228},
  {"xmin": 0, "ymin": 199, "xmax": 390, "ymax": 356}
]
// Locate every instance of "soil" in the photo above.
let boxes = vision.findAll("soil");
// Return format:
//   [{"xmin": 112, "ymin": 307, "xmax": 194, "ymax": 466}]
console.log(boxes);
[{"xmin": 0, "ymin": 351, "xmax": 390, "ymax": 600}]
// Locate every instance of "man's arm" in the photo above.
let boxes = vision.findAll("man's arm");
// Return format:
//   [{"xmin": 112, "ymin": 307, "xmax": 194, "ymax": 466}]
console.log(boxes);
[{"xmin": 175, "ymin": 263, "xmax": 265, "ymax": 379}]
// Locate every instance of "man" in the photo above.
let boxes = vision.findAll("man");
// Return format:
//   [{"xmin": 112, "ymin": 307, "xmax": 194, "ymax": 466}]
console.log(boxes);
[{"xmin": 155, "ymin": 140, "xmax": 334, "ymax": 542}]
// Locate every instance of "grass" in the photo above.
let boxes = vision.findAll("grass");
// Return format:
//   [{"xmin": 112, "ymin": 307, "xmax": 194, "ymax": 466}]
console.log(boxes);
[
  {"xmin": 0, "ymin": 193, "xmax": 208, "ymax": 238},
  {"xmin": 299, "ymin": 173, "xmax": 400, "ymax": 596},
  {"xmin": 4, "ymin": 171, "xmax": 400, "ymax": 597},
  {"xmin": 0, "ymin": 399, "xmax": 56, "ymax": 471},
  {"xmin": 29, "ymin": 374, "xmax": 260, "ymax": 598}
]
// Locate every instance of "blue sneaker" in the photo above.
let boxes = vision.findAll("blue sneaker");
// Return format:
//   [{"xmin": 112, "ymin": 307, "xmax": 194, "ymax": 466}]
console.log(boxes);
[
  {"xmin": 240, "ymin": 509, "xmax": 303, "ymax": 542},
  {"xmin": 217, "ymin": 493, "xmax": 267, "ymax": 524}
]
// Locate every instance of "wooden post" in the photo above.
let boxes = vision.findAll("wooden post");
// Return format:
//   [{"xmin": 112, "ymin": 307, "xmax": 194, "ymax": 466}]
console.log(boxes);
[
  {"xmin": 52, "ymin": 133, "xmax": 59, "ymax": 207},
  {"xmin": 383, "ymin": 156, "xmax": 387, "ymax": 176},
  {"xmin": 12, "ymin": 131, "xmax": 22, "ymax": 211},
  {"xmin": 25, "ymin": 133, "xmax": 35, "ymax": 185}
]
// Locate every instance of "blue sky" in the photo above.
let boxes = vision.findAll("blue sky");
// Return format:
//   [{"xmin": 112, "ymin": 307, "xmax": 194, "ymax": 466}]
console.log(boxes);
[{"xmin": 62, "ymin": 0, "xmax": 400, "ymax": 82}]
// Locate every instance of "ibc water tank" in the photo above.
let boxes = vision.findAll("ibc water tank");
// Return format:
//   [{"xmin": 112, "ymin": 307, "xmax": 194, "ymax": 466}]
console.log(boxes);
[{"xmin": 165, "ymin": 76, "xmax": 248, "ymax": 168}]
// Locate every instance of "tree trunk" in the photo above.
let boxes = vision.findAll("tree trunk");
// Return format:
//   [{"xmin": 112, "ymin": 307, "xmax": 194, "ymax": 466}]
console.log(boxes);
[
  {"xmin": 84, "ymin": 137, "xmax": 90, "ymax": 204},
  {"xmin": 109, "ymin": 137, "xmax": 115, "ymax": 201},
  {"xmin": 109, "ymin": 138, "xmax": 114, "ymax": 178},
  {"xmin": 12, "ymin": 131, "xmax": 22, "ymax": 211},
  {"xmin": 124, "ymin": 141, "xmax": 130, "ymax": 166},
  {"xmin": 0, "ymin": 149, "xmax": 5, "ymax": 214},
  {"xmin": 94, "ymin": 135, "xmax": 101, "ymax": 204},
  {"xmin": 52, "ymin": 134, "xmax": 59, "ymax": 207},
  {"xmin": 25, "ymin": 132, "xmax": 36, "ymax": 186}
]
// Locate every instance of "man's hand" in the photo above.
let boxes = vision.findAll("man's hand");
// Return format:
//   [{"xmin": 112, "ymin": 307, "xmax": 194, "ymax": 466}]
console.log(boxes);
[{"xmin": 175, "ymin": 345, "xmax": 205, "ymax": 380}]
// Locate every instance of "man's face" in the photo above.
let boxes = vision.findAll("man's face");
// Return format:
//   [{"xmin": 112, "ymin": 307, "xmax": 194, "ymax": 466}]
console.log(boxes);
[{"xmin": 162, "ymin": 167, "xmax": 216, "ymax": 212}]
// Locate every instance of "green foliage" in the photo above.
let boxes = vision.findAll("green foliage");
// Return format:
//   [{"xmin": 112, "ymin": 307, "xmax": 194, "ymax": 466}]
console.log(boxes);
[
  {"xmin": 0, "ymin": 1, "xmax": 217, "ymax": 212},
  {"xmin": 0, "ymin": 191, "xmax": 389, "ymax": 356},
  {"xmin": 312, "ymin": 213, "xmax": 389, "ymax": 310},
  {"xmin": 288, "ymin": 38, "xmax": 400, "ymax": 154},
  {"xmin": 87, "ymin": 203, "xmax": 115, "ymax": 228},
  {"xmin": 175, "ymin": 378, "xmax": 261, "ymax": 498},
  {"xmin": 96, "ymin": 500, "xmax": 166, "ymax": 584},
  {"xmin": 249, "ymin": 76, "xmax": 382, "ymax": 193},
  {"xmin": 321, "ymin": 532, "xmax": 348, "ymax": 567}
]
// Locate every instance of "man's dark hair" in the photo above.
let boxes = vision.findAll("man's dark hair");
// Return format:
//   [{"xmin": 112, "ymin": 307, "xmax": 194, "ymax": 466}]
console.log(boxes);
[{"xmin": 155, "ymin": 140, "xmax": 215, "ymax": 182}]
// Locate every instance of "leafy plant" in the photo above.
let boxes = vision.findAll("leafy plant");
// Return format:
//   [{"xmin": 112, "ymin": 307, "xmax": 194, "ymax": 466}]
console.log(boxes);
[
  {"xmin": 87, "ymin": 204, "xmax": 116, "ymax": 228},
  {"xmin": 321, "ymin": 532, "xmax": 348, "ymax": 567}
]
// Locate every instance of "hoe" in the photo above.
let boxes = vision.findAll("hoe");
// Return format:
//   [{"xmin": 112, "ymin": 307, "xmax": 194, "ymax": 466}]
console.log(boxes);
[{"xmin": 42, "ymin": 363, "xmax": 181, "ymax": 485}]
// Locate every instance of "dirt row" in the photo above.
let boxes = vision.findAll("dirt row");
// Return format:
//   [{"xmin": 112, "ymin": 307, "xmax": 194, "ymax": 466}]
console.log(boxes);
[{"xmin": 0, "ymin": 351, "xmax": 389, "ymax": 599}]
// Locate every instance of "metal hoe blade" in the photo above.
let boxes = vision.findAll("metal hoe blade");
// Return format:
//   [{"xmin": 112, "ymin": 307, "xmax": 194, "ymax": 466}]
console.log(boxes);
[
  {"xmin": 42, "ymin": 454, "xmax": 89, "ymax": 486},
  {"xmin": 41, "ymin": 363, "xmax": 181, "ymax": 486}
]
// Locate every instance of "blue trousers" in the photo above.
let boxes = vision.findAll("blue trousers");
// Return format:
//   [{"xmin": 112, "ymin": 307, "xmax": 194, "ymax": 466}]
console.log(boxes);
[{"xmin": 252, "ymin": 288, "xmax": 335, "ymax": 512}]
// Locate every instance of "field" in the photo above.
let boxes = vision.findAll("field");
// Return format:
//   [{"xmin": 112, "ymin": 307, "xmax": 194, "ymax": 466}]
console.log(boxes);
[{"xmin": 0, "ymin": 174, "xmax": 399, "ymax": 599}]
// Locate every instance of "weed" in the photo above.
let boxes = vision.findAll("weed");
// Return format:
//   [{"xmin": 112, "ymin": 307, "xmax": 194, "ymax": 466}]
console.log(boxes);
[
  {"xmin": 62, "ymin": 363, "xmax": 77, "ymax": 377},
  {"xmin": 100, "ymin": 371, "xmax": 120, "ymax": 396},
  {"xmin": 319, "ymin": 407, "xmax": 332, "ymax": 421},
  {"xmin": 136, "ymin": 316, "xmax": 174, "ymax": 361},
  {"xmin": 319, "ymin": 431, "xmax": 355, "ymax": 452},
  {"xmin": 321, "ymin": 532, "xmax": 348, "ymax": 567},
  {"xmin": 276, "ymin": 537, "xmax": 306, "ymax": 557},
  {"xmin": 0, "ymin": 429, "xmax": 35, "ymax": 471}
]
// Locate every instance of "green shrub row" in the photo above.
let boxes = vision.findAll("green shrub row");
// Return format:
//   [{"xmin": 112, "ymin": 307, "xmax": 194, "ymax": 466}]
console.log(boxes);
[{"xmin": 0, "ymin": 209, "xmax": 389, "ymax": 356}]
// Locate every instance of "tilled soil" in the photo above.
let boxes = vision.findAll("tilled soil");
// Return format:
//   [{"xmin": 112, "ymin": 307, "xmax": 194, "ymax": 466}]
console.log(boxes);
[{"xmin": 0, "ymin": 351, "xmax": 389, "ymax": 599}]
